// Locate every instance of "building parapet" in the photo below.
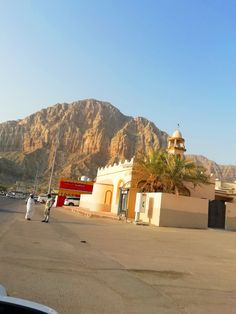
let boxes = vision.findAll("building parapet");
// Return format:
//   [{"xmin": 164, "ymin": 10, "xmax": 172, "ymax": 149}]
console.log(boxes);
[{"xmin": 97, "ymin": 158, "xmax": 134, "ymax": 176}]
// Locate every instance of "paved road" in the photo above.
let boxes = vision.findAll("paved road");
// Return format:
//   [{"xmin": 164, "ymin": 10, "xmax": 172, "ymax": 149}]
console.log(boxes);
[{"xmin": 1, "ymin": 197, "xmax": 236, "ymax": 314}]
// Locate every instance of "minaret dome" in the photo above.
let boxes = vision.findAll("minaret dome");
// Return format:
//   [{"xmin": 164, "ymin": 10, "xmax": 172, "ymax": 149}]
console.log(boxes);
[{"xmin": 167, "ymin": 128, "xmax": 186, "ymax": 157}]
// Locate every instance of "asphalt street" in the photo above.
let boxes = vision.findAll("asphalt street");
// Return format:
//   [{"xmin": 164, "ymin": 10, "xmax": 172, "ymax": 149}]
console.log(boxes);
[{"xmin": 1, "ymin": 197, "xmax": 236, "ymax": 314}]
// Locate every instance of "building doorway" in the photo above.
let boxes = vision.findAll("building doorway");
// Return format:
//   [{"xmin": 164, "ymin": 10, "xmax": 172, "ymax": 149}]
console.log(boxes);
[
  {"xmin": 208, "ymin": 200, "xmax": 226, "ymax": 229},
  {"xmin": 118, "ymin": 188, "xmax": 129, "ymax": 217}
]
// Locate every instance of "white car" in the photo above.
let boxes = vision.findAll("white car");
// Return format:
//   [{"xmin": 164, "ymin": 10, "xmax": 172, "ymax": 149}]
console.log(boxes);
[
  {"xmin": 64, "ymin": 196, "xmax": 80, "ymax": 206},
  {"xmin": 37, "ymin": 194, "xmax": 48, "ymax": 203},
  {"xmin": 0, "ymin": 284, "xmax": 58, "ymax": 313}
]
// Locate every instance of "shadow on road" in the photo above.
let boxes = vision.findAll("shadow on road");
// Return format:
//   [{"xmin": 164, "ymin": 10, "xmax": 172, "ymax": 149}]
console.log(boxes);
[
  {"xmin": 0, "ymin": 208, "xmax": 23, "ymax": 214},
  {"xmin": 52, "ymin": 220, "xmax": 101, "ymax": 226}
]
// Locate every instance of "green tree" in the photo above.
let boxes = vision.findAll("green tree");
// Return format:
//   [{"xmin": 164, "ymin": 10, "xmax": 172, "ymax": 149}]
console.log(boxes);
[
  {"xmin": 134, "ymin": 149, "xmax": 167, "ymax": 192},
  {"xmin": 134, "ymin": 150, "xmax": 210, "ymax": 196},
  {"xmin": 0, "ymin": 185, "xmax": 7, "ymax": 192}
]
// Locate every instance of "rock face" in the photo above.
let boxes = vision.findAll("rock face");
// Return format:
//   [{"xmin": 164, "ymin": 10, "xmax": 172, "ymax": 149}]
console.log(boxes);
[
  {"xmin": 0, "ymin": 99, "xmax": 168, "ymax": 188},
  {"xmin": 187, "ymin": 155, "xmax": 236, "ymax": 182},
  {"xmin": 0, "ymin": 99, "xmax": 235, "ymax": 189}
]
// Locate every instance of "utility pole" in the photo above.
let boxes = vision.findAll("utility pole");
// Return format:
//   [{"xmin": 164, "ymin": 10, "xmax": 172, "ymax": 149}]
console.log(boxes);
[
  {"xmin": 47, "ymin": 128, "xmax": 60, "ymax": 194},
  {"xmin": 33, "ymin": 165, "xmax": 39, "ymax": 195}
]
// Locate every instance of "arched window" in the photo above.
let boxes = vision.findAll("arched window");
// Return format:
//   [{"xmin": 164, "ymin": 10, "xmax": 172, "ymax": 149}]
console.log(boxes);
[{"xmin": 104, "ymin": 190, "xmax": 112, "ymax": 206}]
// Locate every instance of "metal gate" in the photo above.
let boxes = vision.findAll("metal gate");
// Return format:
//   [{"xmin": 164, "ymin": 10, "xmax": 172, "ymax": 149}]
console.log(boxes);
[
  {"xmin": 208, "ymin": 200, "xmax": 226, "ymax": 229},
  {"xmin": 118, "ymin": 188, "xmax": 129, "ymax": 217}
]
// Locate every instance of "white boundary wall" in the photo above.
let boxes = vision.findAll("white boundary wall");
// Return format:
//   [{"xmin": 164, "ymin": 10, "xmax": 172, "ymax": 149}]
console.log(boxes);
[
  {"xmin": 225, "ymin": 202, "xmax": 236, "ymax": 231},
  {"xmin": 138, "ymin": 192, "xmax": 208, "ymax": 229}
]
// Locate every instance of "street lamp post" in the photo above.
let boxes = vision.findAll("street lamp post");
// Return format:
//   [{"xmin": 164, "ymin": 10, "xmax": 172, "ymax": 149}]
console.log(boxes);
[
  {"xmin": 47, "ymin": 129, "xmax": 60, "ymax": 194},
  {"xmin": 33, "ymin": 165, "xmax": 39, "ymax": 195}
]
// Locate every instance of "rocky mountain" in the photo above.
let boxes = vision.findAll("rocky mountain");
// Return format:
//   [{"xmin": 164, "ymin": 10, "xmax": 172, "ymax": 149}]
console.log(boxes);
[
  {"xmin": 187, "ymin": 155, "xmax": 236, "ymax": 182},
  {"xmin": 0, "ymin": 99, "xmax": 235, "ymax": 191},
  {"xmin": 0, "ymin": 99, "xmax": 168, "ymax": 189}
]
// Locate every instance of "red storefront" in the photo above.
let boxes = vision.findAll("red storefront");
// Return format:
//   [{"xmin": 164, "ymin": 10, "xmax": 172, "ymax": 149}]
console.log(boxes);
[{"xmin": 56, "ymin": 178, "xmax": 94, "ymax": 206}]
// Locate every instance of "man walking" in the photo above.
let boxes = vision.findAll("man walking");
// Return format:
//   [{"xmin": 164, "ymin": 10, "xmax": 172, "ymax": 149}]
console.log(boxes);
[
  {"xmin": 42, "ymin": 194, "xmax": 54, "ymax": 223},
  {"xmin": 25, "ymin": 193, "xmax": 35, "ymax": 220}
]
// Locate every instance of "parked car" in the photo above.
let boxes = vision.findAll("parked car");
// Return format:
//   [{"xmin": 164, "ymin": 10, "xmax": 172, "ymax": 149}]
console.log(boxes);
[
  {"xmin": 37, "ymin": 194, "xmax": 48, "ymax": 203},
  {"xmin": 64, "ymin": 196, "xmax": 80, "ymax": 206},
  {"xmin": 0, "ymin": 284, "xmax": 58, "ymax": 313}
]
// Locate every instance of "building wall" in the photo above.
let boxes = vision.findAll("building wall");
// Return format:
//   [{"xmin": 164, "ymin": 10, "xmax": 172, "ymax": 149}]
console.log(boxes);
[
  {"xmin": 139, "ymin": 193, "xmax": 162, "ymax": 226},
  {"xmin": 185, "ymin": 174, "xmax": 215, "ymax": 200},
  {"xmin": 79, "ymin": 183, "xmax": 113, "ymax": 212},
  {"xmin": 137, "ymin": 192, "xmax": 208, "ymax": 229},
  {"xmin": 97, "ymin": 159, "xmax": 134, "ymax": 214},
  {"xmin": 220, "ymin": 182, "xmax": 236, "ymax": 190},
  {"xmin": 225, "ymin": 202, "xmax": 236, "ymax": 231},
  {"xmin": 215, "ymin": 180, "xmax": 236, "ymax": 203},
  {"xmin": 160, "ymin": 193, "xmax": 209, "ymax": 229},
  {"xmin": 230, "ymin": 195, "xmax": 236, "ymax": 203},
  {"xmin": 187, "ymin": 182, "xmax": 215, "ymax": 200},
  {"xmin": 79, "ymin": 155, "xmax": 214, "ymax": 221},
  {"xmin": 80, "ymin": 159, "xmax": 134, "ymax": 214}
]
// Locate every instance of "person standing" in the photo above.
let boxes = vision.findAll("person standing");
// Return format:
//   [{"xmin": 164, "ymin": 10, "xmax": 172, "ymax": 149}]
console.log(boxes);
[
  {"xmin": 42, "ymin": 194, "xmax": 54, "ymax": 223},
  {"xmin": 25, "ymin": 194, "xmax": 35, "ymax": 221}
]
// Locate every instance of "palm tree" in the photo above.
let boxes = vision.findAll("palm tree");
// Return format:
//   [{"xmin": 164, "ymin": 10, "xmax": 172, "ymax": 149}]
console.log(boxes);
[
  {"xmin": 133, "ymin": 149, "xmax": 167, "ymax": 192},
  {"xmin": 162, "ymin": 153, "xmax": 210, "ymax": 196},
  {"xmin": 134, "ymin": 150, "xmax": 210, "ymax": 196}
]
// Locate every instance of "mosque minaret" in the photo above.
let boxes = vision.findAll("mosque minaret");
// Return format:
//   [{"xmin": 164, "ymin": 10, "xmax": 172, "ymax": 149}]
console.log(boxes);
[{"xmin": 167, "ymin": 129, "xmax": 186, "ymax": 157}]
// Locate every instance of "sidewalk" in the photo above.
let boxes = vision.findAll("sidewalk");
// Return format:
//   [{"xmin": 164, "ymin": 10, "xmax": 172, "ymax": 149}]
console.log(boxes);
[{"xmin": 61, "ymin": 205, "xmax": 120, "ymax": 220}]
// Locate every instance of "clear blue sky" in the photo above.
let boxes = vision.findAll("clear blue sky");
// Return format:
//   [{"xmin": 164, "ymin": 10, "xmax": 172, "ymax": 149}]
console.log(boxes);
[{"xmin": 0, "ymin": 0, "xmax": 235, "ymax": 165}]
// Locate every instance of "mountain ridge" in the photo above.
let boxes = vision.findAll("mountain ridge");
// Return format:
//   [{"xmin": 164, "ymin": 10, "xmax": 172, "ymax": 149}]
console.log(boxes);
[
  {"xmin": 0, "ymin": 99, "xmax": 168, "ymax": 188},
  {"xmin": 0, "ymin": 99, "xmax": 235, "ymax": 189}
]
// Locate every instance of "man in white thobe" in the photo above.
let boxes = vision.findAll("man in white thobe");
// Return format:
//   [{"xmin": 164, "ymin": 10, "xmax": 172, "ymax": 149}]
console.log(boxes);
[{"xmin": 25, "ymin": 194, "xmax": 35, "ymax": 220}]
